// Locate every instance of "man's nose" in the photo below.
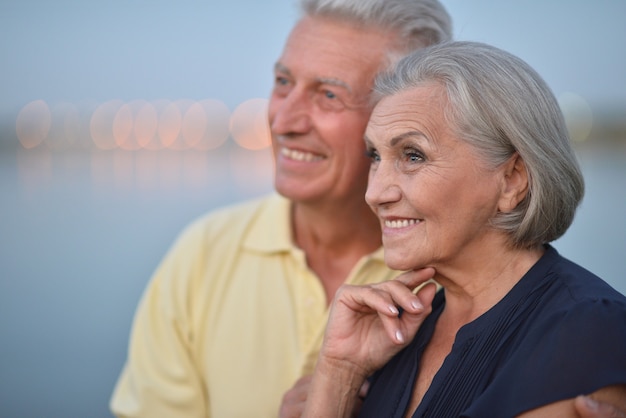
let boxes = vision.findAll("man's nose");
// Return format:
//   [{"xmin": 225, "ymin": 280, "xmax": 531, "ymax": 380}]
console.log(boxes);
[{"xmin": 269, "ymin": 88, "xmax": 313, "ymax": 135}]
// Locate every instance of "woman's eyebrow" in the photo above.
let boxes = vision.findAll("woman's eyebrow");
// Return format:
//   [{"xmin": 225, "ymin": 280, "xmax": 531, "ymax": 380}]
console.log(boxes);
[{"xmin": 390, "ymin": 130, "xmax": 427, "ymax": 146}]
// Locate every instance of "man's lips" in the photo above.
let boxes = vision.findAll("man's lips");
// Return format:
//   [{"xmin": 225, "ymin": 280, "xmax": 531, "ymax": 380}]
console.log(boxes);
[
  {"xmin": 280, "ymin": 146, "xmax": 325, "ymax": 162},
  {"xmin": 383, "ymin": 218, "xmax": 422, "ymax": 229}
]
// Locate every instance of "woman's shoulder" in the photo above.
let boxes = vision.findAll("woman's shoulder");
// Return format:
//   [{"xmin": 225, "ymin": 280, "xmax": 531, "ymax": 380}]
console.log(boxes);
[
  {"xmin": 521, "ymin": 249, "xmax": 626, "ymax": 362},
  {"xmin": 546, "ymin": 247, "xmax": 626, "ymax": 306}
]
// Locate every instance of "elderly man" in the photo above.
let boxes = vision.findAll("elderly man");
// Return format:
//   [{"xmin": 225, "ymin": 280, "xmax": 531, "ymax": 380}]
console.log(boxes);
[{"xmin": 111, "ymin": 1, "xmax": 451, "ymax": 416}]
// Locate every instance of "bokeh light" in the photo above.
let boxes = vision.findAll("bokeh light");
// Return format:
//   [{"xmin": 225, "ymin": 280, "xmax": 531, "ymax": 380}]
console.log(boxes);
[
  {"xmin": 191, "ymin": 99, "xmax": 231, "ymax": 151},
  {"xmin": 91, "ymin": 100, "xmax": 124, "ymax": 150},
  {"xmin": 134, "ymin": 101, "xmax": 159, "ymax": 149},
  {"xmin": 46, "ymin": 102, "xmax": 81, "ymax": 150},
  {"xmin": 113, "ymin": 99, "xmax": 158, "ymax": 150},
  {"xmin": 181, "ymin": 101, "xmax": 209, "ymax": 149},
  {"xmin": 16, "ymin": 100, "xmax": 52, "ymax": 149},
  {"xmin": 113, "ymin": 102, "xmax": 135, "ymax": 150},
  {"xmin": 230, "ymin": 98, "xmax": 271, "ymax": 150},
  {"xmin": 157, "ymin": 100, "xmax": 183, "ymax": 149},
  {"xmin": 559, "ymin": 92, "xmax": 593, "ymax": 143},
  {"xmin": 16, "ymin": 97, "xmax": 272, "ymax": 152},
  {"xmin": 164, "ymin": 99, "xmax": 195, "ymax": 150}
]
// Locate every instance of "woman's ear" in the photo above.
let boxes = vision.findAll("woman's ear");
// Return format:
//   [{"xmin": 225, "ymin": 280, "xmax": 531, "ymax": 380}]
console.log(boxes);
[{"xmin": 498, "ymin": 153, "xmax": 529, "ymax": 213}]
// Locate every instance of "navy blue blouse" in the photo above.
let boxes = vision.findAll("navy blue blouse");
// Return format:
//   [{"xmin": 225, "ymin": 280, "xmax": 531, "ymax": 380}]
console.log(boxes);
[{"xmin": 359, "ymin": 245, "xmax": 626, "ymax": 418}]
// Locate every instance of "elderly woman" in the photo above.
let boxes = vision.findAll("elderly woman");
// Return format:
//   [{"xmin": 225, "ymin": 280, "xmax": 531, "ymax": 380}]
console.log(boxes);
[{"xmin": 301, "ymin": 41, "xmax": 626, "ymax": 417}]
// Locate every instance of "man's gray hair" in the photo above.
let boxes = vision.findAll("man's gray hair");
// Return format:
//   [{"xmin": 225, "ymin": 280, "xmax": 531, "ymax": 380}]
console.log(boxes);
[{"xmin": 300, "ymin": 0, "xmax": 452, "ymax": 54}]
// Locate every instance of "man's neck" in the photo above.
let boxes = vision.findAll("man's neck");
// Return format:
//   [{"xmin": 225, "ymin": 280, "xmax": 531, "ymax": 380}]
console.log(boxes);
[{"xmin": 292, "ymin": 199, "xmax": 382, "ymax": 304}]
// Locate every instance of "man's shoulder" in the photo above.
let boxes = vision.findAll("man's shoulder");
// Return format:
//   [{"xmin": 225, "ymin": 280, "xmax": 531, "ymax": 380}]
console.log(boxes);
[
  {"xmin": 180, "ymin": 193, "xmax": 286, "ymax": 243},
  {"xmin": 196, "ymin": 193, "xmax": 282, "ymax": 225}
]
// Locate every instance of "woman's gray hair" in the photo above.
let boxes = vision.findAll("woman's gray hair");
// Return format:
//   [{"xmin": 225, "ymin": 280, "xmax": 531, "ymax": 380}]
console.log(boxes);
[
  {"xmin": 300, "ymin": 0, "xmax": 452, "ymax": 54},
  {"xmin": 374, "ymin": 41, "xmax": 585, "ymax": 248}
]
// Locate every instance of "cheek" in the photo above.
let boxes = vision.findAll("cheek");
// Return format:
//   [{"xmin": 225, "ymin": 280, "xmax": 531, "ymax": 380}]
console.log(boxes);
[
  {"xmin": 340, "ymin": 141, "xmax": 369, "ymax": 174},
  {"xmin": 332, "ymin": 109, "xmax": 370, "ymax": 138},
  {"xmin": 403, "ymin": 172, "xmax": 460, "ymax": 219}
]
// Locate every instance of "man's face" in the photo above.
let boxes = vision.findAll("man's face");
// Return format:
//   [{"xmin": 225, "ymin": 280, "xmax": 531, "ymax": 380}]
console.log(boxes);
[{"xmin": 268, "ymin": 16, "xmax": 397, "ymax": 206}]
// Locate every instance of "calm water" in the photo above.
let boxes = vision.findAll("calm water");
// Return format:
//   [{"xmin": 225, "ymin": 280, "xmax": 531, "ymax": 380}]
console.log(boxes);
[{"xmin": 0, "ymin": 141, "xmax": 624, "ymax": 417}]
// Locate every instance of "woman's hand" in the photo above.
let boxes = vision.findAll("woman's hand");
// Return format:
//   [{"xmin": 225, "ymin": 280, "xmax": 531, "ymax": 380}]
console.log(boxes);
[
  {"xmin": 302, "ymin": 268, "xmax": 437, "ymax": 418},
  {"xmin": 319, "ymin": 267, "xmax": 437, "ymax": 378}
]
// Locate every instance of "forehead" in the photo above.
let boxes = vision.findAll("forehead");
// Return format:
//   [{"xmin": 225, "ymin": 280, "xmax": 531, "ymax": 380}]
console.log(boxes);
[
  {"xmin": 367, "ymin": 83, "xmax": 449, "ymax": 140},
  {"xmin": 278, "ymin": 16, "xmax": 397, "ymax": 90}
]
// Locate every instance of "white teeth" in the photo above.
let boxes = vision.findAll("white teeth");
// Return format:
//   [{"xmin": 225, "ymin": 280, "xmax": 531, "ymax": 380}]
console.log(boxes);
[
  {"xmin": 280, "ymin": 147, "xmax": 324, "ymax": 162},
  {"xmin": 385, "ymin": 219, "xmax": 420, "ymax": 229}
]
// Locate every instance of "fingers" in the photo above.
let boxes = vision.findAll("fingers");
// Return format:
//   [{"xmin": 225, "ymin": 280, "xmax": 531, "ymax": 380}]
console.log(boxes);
[
  {"xmin": 390, "ymin": 282, "xmax": 437, "ymax": 344},
  {"xmin": 279, "ymin": 375, "xmax": 313, "ymax": 418},
  {"xmin": 395, "ymin": 267, "xmax": 436, "ymax": 289},
  {"xmin": 352, "ymin": 381, "xmax": 371, "ymax": 418},
  {"xmin": 338, "ymin": 276, "xmax": 436, "ymax": 345},
  {"xmin": 342, "ymin": 267, "xmax": 435, "ymax": 317},
  {"xmin": 415, "ymin": 282, "xmax": 437, "ymax": 310},
  {"xmin": 574, "ymin": 395, "xmax": 626, "ymax": 418},
  {"xmin": 358, "ymin": 379, "xmax": 370, "ymax": 399}
]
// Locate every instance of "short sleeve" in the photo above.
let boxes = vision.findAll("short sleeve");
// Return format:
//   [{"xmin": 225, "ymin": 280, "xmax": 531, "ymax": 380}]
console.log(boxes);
[{"xmin": 465, "ymin": 297, "xmax": 626, "ymax": 417}]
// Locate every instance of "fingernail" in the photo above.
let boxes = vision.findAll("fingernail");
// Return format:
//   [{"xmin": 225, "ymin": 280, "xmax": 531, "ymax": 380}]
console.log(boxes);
[
  {"xmin": 389, "ymin": 305, "xmax": 399, "ymax": 315},
  {"xmin": 395, "ymin": 330, "xmax": 404, "ymax": 343},
  {"xmin": 411, "ymin": 300, "xmax": 423, "ymax": 311},
  {"xmin": 584, "ymin": 396, "xmax": 599, "ymax": 411}
]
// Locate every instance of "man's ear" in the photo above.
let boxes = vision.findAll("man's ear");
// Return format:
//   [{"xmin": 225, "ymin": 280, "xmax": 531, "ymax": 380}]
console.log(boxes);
[{"xmin": 498, "ymin": 153, "xmax": 529, "ymax": 213}]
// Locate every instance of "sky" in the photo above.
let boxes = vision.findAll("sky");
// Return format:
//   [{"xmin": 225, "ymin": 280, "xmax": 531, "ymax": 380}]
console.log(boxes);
[{"xmin": 1, "ymin": 0, "xmax": 625, "ymax": 122}]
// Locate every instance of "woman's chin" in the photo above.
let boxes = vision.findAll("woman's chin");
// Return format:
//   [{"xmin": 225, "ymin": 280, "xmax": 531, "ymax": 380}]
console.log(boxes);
[{"xmin": 384, "ymin": 254, "xmax": 419, "ymax": 272}]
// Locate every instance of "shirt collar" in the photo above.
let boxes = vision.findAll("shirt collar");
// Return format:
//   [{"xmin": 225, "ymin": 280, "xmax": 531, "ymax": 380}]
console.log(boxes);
[
  {"xmin": 243, "ymin": 193, "xmax": 294, "ymax": 253},
  {"xmin": 243, "ymin": 193, "xmax": 386, "ymax": 263}
]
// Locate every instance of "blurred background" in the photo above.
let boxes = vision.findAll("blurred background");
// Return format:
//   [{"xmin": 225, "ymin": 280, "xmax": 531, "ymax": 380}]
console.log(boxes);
[{"xmin": 1, "ymin": 0, "xmax": 624, "ymax": 416}]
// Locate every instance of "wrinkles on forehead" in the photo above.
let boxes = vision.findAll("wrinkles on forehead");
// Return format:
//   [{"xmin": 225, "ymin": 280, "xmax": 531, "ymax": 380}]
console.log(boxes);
[{"xmin": 278, "ymin": 16, "xmax": 398, "ymax": 97}]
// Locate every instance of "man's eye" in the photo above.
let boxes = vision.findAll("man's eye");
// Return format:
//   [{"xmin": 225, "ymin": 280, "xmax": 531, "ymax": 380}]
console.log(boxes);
[
  {"xmin": 315, "ymin": 90, "xmax": 346, "ymax": 112},
  {"xmin": 273, "ymin": 76, "xmax": 292, "ymax": 97},
  {"xmin": 275, "ymin": 76, "xmax": 289, "ymax": 86}
]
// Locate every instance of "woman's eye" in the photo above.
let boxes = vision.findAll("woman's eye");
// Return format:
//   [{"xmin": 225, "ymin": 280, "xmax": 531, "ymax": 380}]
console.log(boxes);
[
  {"xmin": 405, "ymin": 150, "xmax": 424, "ymax": 162},
  {"xmin": 365, "ymin": 148, "xmax": 380, "ymax": 162}
]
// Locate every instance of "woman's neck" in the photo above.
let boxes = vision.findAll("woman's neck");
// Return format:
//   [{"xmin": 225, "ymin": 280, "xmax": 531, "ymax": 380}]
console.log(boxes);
[{"xmin": 436, "ymin": 242, "xmax": 545, "ymax": 326}]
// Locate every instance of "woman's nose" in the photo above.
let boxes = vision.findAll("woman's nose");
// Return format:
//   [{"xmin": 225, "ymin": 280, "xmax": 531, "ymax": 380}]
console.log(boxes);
[{"xmin": 365, "ymin": 162, "xmax": 402, "ymax": 208}]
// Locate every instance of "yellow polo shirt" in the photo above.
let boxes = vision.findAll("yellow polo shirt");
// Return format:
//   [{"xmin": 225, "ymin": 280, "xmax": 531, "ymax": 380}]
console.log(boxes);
[{"xmin": 110, "ymin": 193, "xmax": 398, "ymax": 417}]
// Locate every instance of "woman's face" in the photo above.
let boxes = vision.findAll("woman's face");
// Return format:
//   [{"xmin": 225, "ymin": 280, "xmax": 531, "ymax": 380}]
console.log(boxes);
[{"xmin": 364, "ymin": 83, "xmax": 507, "ymax": 272}]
